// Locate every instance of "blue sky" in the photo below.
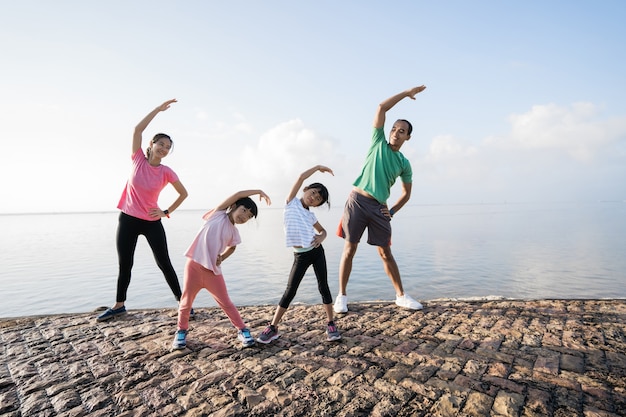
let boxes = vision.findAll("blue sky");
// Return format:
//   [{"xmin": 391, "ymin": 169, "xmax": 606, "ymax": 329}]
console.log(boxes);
[{"xmin": 2, "ymin": 1, "xmax": 625, "ymax": 213}]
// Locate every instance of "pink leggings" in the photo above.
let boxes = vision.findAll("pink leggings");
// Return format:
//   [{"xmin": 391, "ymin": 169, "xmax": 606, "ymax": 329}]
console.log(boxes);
[{"xmin": 177, "ymin": 259, "xmax": 246, "ymax": 331}]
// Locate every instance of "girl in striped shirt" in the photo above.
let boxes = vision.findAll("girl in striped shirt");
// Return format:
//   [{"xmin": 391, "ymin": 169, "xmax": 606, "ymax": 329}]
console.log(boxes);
[{"xmin": 257, "ymin": 165, "xmax": 341, "ymax": 343}]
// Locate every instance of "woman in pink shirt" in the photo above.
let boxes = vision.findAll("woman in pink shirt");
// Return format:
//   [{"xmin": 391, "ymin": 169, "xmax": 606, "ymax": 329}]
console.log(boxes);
[{"xmin": 97, "ymin": 99, "xmax": 188, "ymax": 322}]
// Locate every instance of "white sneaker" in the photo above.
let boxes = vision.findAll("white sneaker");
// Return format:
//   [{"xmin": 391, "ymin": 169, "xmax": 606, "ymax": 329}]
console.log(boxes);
[
  {"xmin": 333, "ymin": 295, "xmax": 348, "ymax": 313},
  {"xmin": 395, "ymin": 294, "xmax": 423, "ymax": 310}
]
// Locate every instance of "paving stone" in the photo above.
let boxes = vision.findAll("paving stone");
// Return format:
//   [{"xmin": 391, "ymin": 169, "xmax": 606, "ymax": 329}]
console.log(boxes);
[
  {"xmin": 492, "ymin": 390, "xmax": 525, "ymax": 416},
  {"xmin": 463, "ymin": 390, "xmax": 494, "ymax": 416},
  {"xmin": 1, "ymin": 299, "xmax": 624, "ymax": 416},
  {"xmin": 430, "ymin": 392, "xmax": 464, "ymax": 416},
  {"xmin": 561, "ymin": 353, "xmax": 585, "ymax": 373},
  {"xmin": 523, "ymin": 387, "xmax": 552, "ymax": 416}
]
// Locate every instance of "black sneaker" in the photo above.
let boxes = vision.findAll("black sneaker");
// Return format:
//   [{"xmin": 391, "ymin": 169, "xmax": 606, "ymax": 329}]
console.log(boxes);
[
  {"xmin": 326, "ymin": 322, "xmax": 341, "ymax": 341},
  {"xmin": 96, "ymin": 306, "xmax": 127, "ymax": 322},
  {"xmin": 257, "ymin": 324, "xmax": 280, "ymax": 344}
]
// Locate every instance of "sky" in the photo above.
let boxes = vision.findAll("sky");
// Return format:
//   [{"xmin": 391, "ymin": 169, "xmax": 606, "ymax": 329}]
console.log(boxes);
[{"xmin": 1, "ymin": 1, "xmax": 625, "ymax": 214}]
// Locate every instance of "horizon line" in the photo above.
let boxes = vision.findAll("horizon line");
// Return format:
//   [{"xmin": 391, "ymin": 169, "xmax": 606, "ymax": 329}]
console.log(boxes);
[{"xmin": 1, "ymin": 200, "xmax": 623, "ymax": 216}]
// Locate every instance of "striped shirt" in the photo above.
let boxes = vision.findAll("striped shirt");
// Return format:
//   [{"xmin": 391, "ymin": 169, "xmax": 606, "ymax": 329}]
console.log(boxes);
[{"xmin": 284, "ymin": 197, "xmax": 317, "ymax": 248}]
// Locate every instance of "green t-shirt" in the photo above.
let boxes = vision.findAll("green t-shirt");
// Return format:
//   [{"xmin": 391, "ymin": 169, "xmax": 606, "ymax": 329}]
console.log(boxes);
[{"xmin": 352, "ymin": 127, "xmax": 412, "ymax": 204}]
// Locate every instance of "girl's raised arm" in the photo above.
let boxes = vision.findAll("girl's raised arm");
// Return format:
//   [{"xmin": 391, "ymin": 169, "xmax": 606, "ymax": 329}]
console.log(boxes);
[
  {"xmin": 132, "ymin": 99, "xmax": 177, "ymax": 154},
  {"xmin": 286, "ymin": 165, "xmax": 334, "ymax": 203},
  {"xmin": 215, "ymin": 189, "xmax": 272, "ymax": 212}
]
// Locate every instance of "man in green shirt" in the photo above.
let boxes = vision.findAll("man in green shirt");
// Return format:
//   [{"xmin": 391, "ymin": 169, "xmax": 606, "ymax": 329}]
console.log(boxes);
[{"xmin": 334, "ymin": 85, "xmax": 426, "ymax": 313}]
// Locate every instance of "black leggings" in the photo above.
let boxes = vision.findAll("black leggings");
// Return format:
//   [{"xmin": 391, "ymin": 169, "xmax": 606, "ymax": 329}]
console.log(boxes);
[
  {"xmin": 115, "ymin": 212, "xmax": 182, "ymax": 303},
  {"xmin": 279, "ymin": 245, "xmax": 333, "ymax": 308}
]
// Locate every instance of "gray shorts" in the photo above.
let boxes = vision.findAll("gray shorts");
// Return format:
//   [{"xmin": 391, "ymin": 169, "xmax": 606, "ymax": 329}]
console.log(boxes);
[{"xmin": 337, "ymin": 190, "xmax": 391, "ymax": 247}]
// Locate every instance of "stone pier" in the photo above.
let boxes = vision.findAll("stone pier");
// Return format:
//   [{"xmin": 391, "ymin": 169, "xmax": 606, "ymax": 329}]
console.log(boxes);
[{"xmin": 1, "ymin": 299, "xmax": 625, "ymax": 416}]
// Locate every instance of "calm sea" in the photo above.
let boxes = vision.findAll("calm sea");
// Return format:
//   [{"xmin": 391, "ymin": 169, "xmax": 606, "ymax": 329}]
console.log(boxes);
[{"xmin": 1, "ymin": 202, "xmax": 625, "ymax": 319}]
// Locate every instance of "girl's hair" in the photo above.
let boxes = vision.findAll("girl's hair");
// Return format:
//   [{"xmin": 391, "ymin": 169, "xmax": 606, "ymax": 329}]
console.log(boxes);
[
  {"xmin": 146, "ymin": 133, "xmax": 173, "ymax": 158},
  {"xmin": 396, "ymin": 119, "xmax": 413, "ymax": 135},
  {"xmin": 306, "ymin": 182, "xmax": 330, "ymax": 208},
  {"xmin": 233, "ymin": 197, "xmax": 259, "ymax": 218}
]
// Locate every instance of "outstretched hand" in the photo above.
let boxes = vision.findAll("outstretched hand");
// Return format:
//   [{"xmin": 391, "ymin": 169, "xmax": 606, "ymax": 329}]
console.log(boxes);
[
  {"xmin": 158, "ymin": 99, "xmax": 178, "ymax": 111},
  {"xmin": 406, "ymin": 86, "xmax": 426, "ymax": 100},
  {"xmin": 316, "ymin": 165, "xmax": 334, "ymax": 176},
  {"xmin": 258, "ymin": 191, "xmax": 272, "ymax": 206}
]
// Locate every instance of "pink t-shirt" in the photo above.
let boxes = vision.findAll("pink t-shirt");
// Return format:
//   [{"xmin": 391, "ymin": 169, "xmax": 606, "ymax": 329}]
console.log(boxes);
[
  {"xmin": 184, "ymin": 209, "xmax": 242, "ymax": 275},
  {"xmin": 117, "ymin": 148, "xmax": 179, "ymax": 221}
]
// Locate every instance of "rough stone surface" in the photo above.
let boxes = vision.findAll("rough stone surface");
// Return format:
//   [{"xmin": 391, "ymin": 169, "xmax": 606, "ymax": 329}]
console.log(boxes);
[{"xmin": 1, "ymin": 299, "xmax": 625, "ymax": 416}]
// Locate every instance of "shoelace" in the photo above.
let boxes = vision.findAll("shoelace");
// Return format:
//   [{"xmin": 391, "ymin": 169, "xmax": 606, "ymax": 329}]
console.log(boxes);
[
  {"xmin": 328, "ymin": 325, "xmax": 337, "ymax": 333},
  {"xmin": 241, "ymin": 329, "xmax": 252, "ymax": 338},
  {"xmin": 262, "ymin": 327, "xmax": 274, "ymax": 335}
]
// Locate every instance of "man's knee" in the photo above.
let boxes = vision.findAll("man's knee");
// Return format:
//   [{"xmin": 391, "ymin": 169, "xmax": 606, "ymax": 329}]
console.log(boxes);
[
  {"xmin": 377, "ymin": 246, "xmax": 394, "ymax": 261},
  {"xmin": 342, "ymin": 242, "xmax": 358, "ymax": 259}
]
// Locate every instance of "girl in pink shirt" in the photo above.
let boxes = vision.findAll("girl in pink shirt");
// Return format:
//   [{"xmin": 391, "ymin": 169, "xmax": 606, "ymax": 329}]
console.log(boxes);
[
  {"xmin": 97, "ymin": 99, "xmax": 188, "ymax": 322},
  {"xmin": 172, "ymin": 189, "xmax": 271, "ymax": 349}
]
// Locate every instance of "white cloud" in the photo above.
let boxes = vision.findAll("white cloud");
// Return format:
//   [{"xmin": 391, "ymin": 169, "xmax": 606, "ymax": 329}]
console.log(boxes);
[
  {"xmin": 239, "ymin": 119, "xmax": 349, "ymax": 202},
  {"xmin": 413, "ymin": 102, "xmax": 626, "ymax": 203},
  {"xmin": 429, "ymin": 135, "xmax": 479, "ymax": 159},
  {"xmin": 195, "ymin": 109, "xmax": 209, "ymax": 120},
  {"xmin": 413, "ymin": 135, "xmax": 486, "ymax": 187},
  {"xmin": 486, "ymin": 102, "xmax": 624, "ymax": 163}
]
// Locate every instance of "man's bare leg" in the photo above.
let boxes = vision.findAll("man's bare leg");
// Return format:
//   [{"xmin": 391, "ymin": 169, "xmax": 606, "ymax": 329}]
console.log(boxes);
[
  {"xmin": 334, "ymin": 241, "xmax": 358, "ymax": 313},
  {"xmin": 338, "ymin": 241, "xmax": 358, "ymax": 295},
  {"xmin": 378, "ymin": 245, "xmax": 422, "ymax": 309},
  {"xmin": 377, "ymin": 245, "xmax": 405, "ymax": 296}
]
